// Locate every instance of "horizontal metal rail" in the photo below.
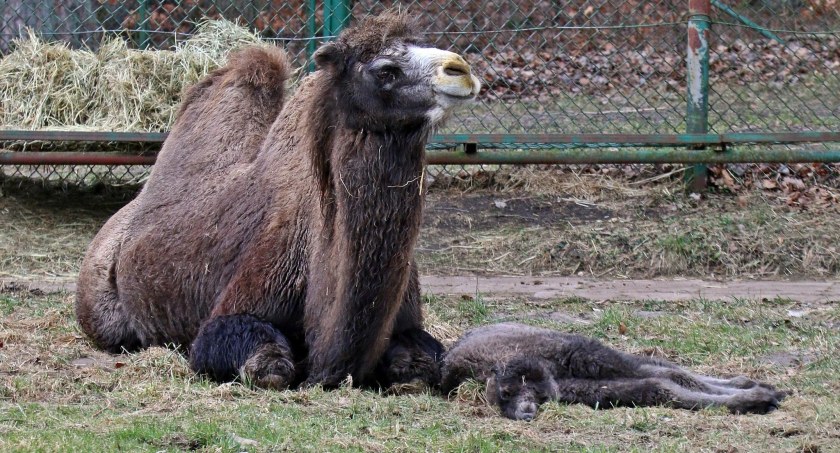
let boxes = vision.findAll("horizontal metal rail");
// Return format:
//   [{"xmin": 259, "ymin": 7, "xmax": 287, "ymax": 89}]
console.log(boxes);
[
  {"xmin": 1, "ymin": 130, "xmax": 840, "ymax": 146},
  {"xmin": 433, "ymin": 132, "xmax": 840, "ymax": 146},
  {"xmin": 2, "ymin": 131, "xmax": 839, "ymax": 167},
  {"xmin": 3, "ymin": 148, "xmax": 840, "ymax": 166},
  {"xmin": 0, "ymin": 130, "xmax": 168, "ymax": 143},
  {"xmin": 427, "ymin": 148, "xmax": 840, "ymax": 164},
  {"xmin": 0, "ymin": 152, "xmax": 156, "ymax": 166}
]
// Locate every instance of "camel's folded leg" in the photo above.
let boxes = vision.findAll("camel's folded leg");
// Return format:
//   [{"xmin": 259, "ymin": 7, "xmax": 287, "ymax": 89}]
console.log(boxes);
[
  {"xmin": 370, "ymin": 265, "xmax": 444, "ymax": 388},
  {"xmin": 76, "ymin": 205, "xmax": 144, "ymax": 353},
  {"xmin": 555, "ymin": 378, "xmax": 783, "ymax": 414},
  {"xmin": 189, "ymin": 314, "xmax": 297, "ymax": 390},
  {"xmin": 372, "ymin": 328, "xmax": 444, "ymax": 388}
]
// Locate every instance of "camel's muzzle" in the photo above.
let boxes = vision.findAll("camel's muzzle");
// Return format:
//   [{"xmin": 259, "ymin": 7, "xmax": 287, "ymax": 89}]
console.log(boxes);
[
  {"xmin": 433, "ymin": 54, "xmax": 481, "ymax": 99},
  {"xmin": 406, "ymin": 46, "xmax": 481, "ymax": 100}
]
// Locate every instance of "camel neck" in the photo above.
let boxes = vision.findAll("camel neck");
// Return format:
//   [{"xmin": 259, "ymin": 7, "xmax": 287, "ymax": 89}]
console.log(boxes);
[{"xmin": 328, "ymin": 126, "xmax": 427, "ymax": 216}]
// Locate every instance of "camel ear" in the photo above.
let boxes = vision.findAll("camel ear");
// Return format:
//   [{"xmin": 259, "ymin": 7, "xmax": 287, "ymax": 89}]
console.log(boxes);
[
  {"xmin": 313, "ymin": 42, "xmax": 345, "ymax": 73},
  {"xmin": 485, "ymin": 375, "xmax": 499, "ymax": 404}
]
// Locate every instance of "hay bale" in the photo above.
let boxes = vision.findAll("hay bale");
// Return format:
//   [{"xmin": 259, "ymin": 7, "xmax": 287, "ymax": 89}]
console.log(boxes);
[
  {"xmin": 91, "ymin": 20, "xmax": 265, "ymax": 131},
  {"xmin": 0, "ymin": 20, "xmax": 266, "ymax": 133},
  {"xmin": 91, "ymin": 39, "xmax": 182, "ymax": 131},
  {"xmin": 0, "ymin": 30, "xmax": 98, "ymax": 129},
  {"xmin": 177, "ymin": 19, "xmax": 266, "ymax": 65}
]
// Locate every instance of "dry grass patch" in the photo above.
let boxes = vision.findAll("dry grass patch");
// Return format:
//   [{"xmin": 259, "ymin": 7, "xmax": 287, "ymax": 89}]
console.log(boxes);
[
  {"xmin": 419, "ymin": 171, "xmax": 840, "ymax": 279},
  {"xmin": 0, "ymin": 183, "xmax": 132, "ymax": 279},
  {"xmin": 1, "ymin": 287, "xmax": 838, "ymax": 452}
]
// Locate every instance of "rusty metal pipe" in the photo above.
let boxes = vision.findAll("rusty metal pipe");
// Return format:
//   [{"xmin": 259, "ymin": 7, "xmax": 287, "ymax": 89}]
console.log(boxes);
[
  {"xmin": 0, "ymin": 130, "xmax": 168, "ymax": 142},
  {"xmin": 0, "ymin": 152, "xmax": 156, "ymax": 166},
  {"xmin": 2, "ymin": 130, "xmax": 839, "ymax": 146},
  {"xmin": 4, "ymin": 149, "xmax": 839, "ymax": 167}
]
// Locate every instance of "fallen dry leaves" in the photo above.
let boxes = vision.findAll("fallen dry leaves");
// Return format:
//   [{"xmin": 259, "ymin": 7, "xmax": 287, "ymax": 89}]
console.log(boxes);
[{"xmin": 709, "ymin": 163, "xmax": 840, "ymax": 209}]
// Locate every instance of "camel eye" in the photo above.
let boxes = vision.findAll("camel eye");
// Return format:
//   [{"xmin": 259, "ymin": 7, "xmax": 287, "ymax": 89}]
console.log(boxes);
[
  {"xmin": 499, "ymin": 388, "xmax": 512, "ymax": 401},
  {"xmin": 377, "ymin": 66, "xmax": 401, "ymax": 84}
]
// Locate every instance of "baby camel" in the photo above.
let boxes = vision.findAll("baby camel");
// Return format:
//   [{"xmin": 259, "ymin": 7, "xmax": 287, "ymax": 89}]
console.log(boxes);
[{"xmin": 441, "ymin": 323, "xmax": 786, "ymax": 420}]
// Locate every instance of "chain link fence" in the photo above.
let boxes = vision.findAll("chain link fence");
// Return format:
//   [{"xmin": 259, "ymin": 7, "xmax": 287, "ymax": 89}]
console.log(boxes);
[{"xmin": 0, "ymin": 0, "xmax": 838, "ymax": 189}]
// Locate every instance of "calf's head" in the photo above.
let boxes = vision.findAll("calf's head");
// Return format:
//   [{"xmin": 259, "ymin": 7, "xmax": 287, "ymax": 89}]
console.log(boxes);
[
  {"xmin": 313, "ymin": 12, "xmax": 481, "ymax": 132},
  {"xmin": 486, "ymin": 357, "xmax": 559, "ymax": 421}
]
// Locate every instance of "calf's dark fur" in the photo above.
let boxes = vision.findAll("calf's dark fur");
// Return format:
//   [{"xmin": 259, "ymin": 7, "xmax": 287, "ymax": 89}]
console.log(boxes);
[{"xmin": 442, "ymin": 323, "xmax": 786, "ymax": 420}]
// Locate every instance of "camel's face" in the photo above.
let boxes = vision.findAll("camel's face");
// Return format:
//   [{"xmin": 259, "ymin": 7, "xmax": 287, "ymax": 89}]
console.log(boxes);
[
  {"xmin": 403, "ymin": 44, "xmax": 482, "ymax": 125},
  {"xmin": 487, "ymin": 358, "xmax": 558, "ymax": 421},
  {"xmin": 315, "ymin": 38, "xmax": 481, "ymax": 131}
]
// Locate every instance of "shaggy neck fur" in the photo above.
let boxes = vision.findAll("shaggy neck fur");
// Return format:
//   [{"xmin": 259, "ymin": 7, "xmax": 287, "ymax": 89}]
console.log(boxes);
[{"xmin": 300, "ymin": 73, "xmax": 429, "ymax": 384}]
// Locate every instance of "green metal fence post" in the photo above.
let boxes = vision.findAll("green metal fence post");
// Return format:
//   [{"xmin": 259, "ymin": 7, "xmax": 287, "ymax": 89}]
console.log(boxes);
[
  {"xmin": 137, "ymin": 0, "xmax": 151, "ymax": 49},
  {"xmin": 686, "ymin": 0, "xmax": 712, "ymax": 191},
  {"xmin": 324, "ymin": 0, "xmax": 333, "ymax": 37},
  {"xmin": 307, "ymin": 0, "xmax": 317, "ymax": 71},
  {"xmin": 324, "ymin": 0, "xmax": 351, "ymax": 39}
]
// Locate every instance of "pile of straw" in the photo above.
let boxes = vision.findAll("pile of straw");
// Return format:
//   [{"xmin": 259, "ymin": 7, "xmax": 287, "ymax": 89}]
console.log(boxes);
[{"xmin": 0, "ymin": 20, "xmax": 265, "ymax": 132}]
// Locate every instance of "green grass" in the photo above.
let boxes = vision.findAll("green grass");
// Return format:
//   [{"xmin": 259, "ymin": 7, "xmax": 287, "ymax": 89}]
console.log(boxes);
[
  {"xmin": 457, "ymin": 295, "xmax": 491, "ymax": 325},
  {"xmin": 1, "ymin": 289, "xmax": 838, "ymax": 452}
]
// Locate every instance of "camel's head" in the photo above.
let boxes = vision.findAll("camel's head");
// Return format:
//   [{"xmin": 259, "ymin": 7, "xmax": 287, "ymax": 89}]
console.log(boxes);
[
  {"xmin": 486, "ymin": 357, "xmax": 559, "ymax": 421},
  {"xmin": 313, "ymin": 11, "xmax": 481, "ymax": 131}
]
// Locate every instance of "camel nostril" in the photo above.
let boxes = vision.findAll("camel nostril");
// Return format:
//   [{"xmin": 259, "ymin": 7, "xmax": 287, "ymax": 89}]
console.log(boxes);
[{"xmin": 442, "ymin": 61, "xmax": 470, "ymax": 77}]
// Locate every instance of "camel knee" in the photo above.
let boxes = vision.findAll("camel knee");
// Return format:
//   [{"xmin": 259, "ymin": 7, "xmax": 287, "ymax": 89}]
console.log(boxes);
[
  {"xmin": 189, "ymin": 314, "xmax": 296, "ymax": 389},
  {"xmin": 239, "ymin": 343, "xmax": 297, "ymax": 390},
  {"xmin": 75, "ymin": 291, "xmax": 141, "ymax": 353}
]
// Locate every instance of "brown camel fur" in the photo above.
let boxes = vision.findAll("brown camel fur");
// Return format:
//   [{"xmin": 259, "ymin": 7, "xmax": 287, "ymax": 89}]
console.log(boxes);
[
  {"xmin": 76, "ymin": 12, "xmax": 481, "ymax": 389},
  {"xmin": 441, "ymin": 323, "xmax": 787, "ymax": 420}
]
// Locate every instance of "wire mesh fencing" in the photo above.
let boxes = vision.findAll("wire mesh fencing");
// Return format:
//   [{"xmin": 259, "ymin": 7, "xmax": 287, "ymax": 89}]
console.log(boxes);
[{"xmin": 0, "ymin": 0, "xmax": 838, "ymax": 188}]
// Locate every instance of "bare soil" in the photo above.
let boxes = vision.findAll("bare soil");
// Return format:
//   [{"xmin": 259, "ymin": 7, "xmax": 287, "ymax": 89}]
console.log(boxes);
[
  {"xmin": 417, "ymin": 172, "xmax": 840, "ymax": 279},
  {"xmin": 4, "ymin": 276, "xmax": 838, "ymax": 305}
]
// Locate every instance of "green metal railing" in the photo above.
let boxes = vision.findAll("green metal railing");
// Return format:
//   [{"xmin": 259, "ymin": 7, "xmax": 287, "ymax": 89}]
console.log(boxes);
[{"xmin": 0, "ymin": 0, "xmax": 838, "ymax": 188}]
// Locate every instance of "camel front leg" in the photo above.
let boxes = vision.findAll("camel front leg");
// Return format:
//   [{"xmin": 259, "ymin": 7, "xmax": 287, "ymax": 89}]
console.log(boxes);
[
  {"xmin": 372, "ymin": 264, "xmax": 445, "ymax": 388},
  {"xmin": 189, "ymin": 314, "xmax": 297, "ymax": 390},
  {"xmin": 302, "ymin": 263, "xmax": 410, "ymax": 388}
]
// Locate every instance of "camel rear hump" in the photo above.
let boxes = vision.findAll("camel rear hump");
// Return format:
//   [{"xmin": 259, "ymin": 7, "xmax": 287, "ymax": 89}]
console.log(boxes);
[
  {"xmin": 150, "ymin": 45, "xmax": 292, "ymax": 178},
  {"xmin": 178, "ymin": 45, "xmax": 291, "ymax": 119}
]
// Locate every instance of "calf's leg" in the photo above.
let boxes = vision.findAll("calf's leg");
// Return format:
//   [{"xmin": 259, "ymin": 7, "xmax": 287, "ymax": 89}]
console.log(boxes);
[{"xmin": 555, "ymin": 377, "xmax": 782, "ymax": 414}]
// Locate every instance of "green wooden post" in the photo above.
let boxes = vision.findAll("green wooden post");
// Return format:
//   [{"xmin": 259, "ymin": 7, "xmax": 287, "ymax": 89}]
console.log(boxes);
[{"xmin": 686, "ymin": 0, "xmax": 711, "ymax": 191}]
